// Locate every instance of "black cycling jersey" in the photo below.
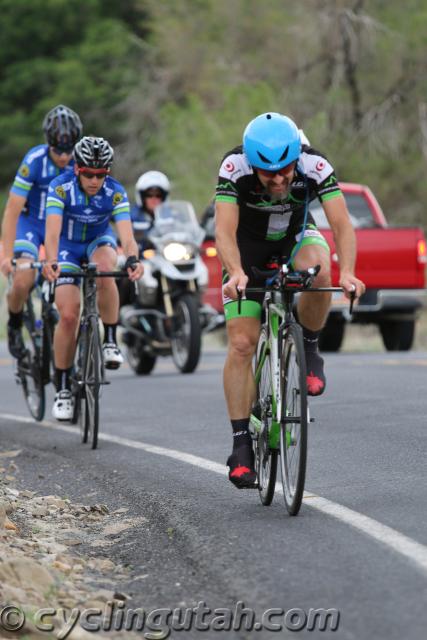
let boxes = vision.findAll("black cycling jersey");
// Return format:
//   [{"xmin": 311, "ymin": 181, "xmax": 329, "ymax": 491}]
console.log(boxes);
[{"xmin": 215, "ymin": 144, "xmax": 342, "ymax": 242}]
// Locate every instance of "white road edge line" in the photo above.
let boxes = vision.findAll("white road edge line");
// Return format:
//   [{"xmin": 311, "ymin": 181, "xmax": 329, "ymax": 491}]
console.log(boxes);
[{"xmin": 2, "ymin": 412, "xmax": 427, "ymax": 575}]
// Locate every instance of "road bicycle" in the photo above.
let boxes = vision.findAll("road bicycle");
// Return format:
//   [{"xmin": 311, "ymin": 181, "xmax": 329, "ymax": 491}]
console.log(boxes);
[
  {"xmin": 10, "ymin": 259, "xmax": 57, "ymax": 421},
  {"xmin": 247, "ymin": 262, "xmax": 354, "ymax": 515},
  {"xmin": 69, "ymin": 263, "xmax": 132, "ymax": 450}
]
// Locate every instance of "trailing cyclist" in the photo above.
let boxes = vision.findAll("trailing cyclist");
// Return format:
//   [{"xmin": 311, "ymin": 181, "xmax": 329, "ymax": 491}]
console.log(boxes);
[
  {"xmin": 1, "ymin": 105, "xmax": 83, "ymax": 358},
  {"xmin": 43, "ymin": 136, "xmax": 143, "ymax": 421},
  {"xmin": 215, "ymin": 112, "xmax": 365, "ymax": 488}
]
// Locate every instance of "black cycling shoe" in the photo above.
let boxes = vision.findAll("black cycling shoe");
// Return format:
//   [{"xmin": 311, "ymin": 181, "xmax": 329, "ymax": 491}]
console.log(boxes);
[
  {"xmin": 305, "ymin": 350, "xmax": 326, "ymax": 396},
  {"xmin": 7, "ymin": 324, "xmax": 26, "ymax": 359},
  {"xmin": 227, "ymin": 446, "xmax": 257, "ymax": 489}
]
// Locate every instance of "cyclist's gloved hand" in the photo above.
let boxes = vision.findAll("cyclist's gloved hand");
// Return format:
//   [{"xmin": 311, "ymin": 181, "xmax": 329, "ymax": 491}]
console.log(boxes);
[
  {"xmin": 339, "ymin": 272, "xmax": 365, "ymax": 300},
  {"xmin": 43, "ymin": 260, "xmax": 60, "ymax": 282},
  {"xmin": 1, "ymin": 257, "xmax": 13, "ymax": 277},
  {"xmin": 223, "ymin": 271, "xmax": 248, "ymax": 301},
  {"xmin": 124, "ymin": 255, "xmax": 144, "ymax": 281}
]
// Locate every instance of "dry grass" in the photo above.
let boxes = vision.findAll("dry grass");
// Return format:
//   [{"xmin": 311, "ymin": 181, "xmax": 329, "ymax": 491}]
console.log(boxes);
[{"xmin": 341, "ymin": 311, "xmax": 427, "ymax": 352}]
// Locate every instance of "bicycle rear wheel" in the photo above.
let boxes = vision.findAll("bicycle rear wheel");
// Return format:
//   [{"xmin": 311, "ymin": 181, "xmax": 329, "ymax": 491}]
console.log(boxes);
[
  {"xmin": 279, "ymin": 323, "xmax": 307, "ymax": 515},
  {"xmin": 253, "ymin": 326, "xmax": 278, "ymax": 506},
  {"xmin": 83, "ymin": 316, "xmax": 102, "ymax": 449},
  {"xmin": 18, "ymin": 301, "xmax": 45, "ymax": 421}
]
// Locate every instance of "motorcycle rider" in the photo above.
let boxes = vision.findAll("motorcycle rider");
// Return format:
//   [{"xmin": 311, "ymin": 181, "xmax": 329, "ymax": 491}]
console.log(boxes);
[
  {"xmin": 118, "ymin": 170, "xmax": 171, "ymax": 306},
  {"xmin": 132, "ymin": 170, "xmax": 171, "ymax": 244}
]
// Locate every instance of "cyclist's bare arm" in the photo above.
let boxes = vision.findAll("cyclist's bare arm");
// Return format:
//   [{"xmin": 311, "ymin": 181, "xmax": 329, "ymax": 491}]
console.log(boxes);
[
  {"xmin": 115, "ymin": 219, "xmax": 144, "ymax": 280},
  {"xmin": 43, "ymin": 214, "xmax": 62, "ymax": 281},
  {"xmin": 1, "ymin": 193, "xmax": 27, "ymax": 275},
  {"xmin": 322, "ymin": 195, "xmax": 365, "ymax": 298},
  {"xmin": 215, "ymin": 200, "xmax": 248, "ymax": 298}
]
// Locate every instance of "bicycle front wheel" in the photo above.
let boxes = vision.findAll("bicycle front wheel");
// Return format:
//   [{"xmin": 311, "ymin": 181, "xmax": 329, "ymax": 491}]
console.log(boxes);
[
  {"xmin": 253, "ymin": 326, "xmax": 277, "ymax": 506},
  {"xmin": 83, "ymin": 316, "xmax": 102, "ymax": 449},
  {"xmin": 279, "ymin": 323, "xmax": 308, "ymax": 516},
  {"xmin": 18, "ymin": 303, "xmax": 45, "ymax": 421}
]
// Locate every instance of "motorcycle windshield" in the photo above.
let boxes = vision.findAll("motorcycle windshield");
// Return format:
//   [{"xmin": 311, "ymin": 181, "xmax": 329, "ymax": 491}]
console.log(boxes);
[{"xmin": 150, "ymin": 200, "xmax": 205, "ymax": 246}]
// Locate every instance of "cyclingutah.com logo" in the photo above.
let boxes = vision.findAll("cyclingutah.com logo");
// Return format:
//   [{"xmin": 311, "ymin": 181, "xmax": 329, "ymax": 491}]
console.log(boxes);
[{"xmin": 1, "ymin": 601, "xmax": 340, "ymax": 638}]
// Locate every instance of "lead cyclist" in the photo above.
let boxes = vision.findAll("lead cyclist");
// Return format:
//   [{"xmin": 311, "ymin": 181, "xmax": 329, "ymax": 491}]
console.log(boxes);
[{"xmin": 215, "ymin": 112, "xmax": 366, "ymax": 489}]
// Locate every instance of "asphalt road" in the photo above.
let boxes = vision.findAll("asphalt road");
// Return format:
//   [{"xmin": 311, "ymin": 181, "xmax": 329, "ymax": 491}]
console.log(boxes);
[{"xmin": 0, "ymin": 342, "xmax": 426, "ymax": 640}]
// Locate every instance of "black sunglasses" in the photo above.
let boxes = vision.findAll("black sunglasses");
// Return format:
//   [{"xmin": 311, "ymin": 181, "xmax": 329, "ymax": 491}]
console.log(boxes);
[
  {"xmin": 51, "ymin": 146, "xmax": 73, "ymax": 155},
  {"xmin": 79, "ymin": 170, "xmax": 108, "ymax": 180}
]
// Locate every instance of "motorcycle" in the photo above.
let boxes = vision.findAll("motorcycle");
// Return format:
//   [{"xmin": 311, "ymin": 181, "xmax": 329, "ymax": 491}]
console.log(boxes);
[{"xmin": 120, "ymin": 200, "xmax": 217, "ymax": 374}]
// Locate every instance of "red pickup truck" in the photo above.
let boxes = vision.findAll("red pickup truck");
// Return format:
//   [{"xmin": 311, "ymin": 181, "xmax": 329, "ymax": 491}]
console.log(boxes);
[{"xmin": 201, "ymin": 182, "xmax": 427, "ymax": 351}]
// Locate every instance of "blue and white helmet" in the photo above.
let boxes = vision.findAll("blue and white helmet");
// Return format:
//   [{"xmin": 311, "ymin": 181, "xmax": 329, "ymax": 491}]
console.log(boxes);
[{"xmin": 243, "ymin": 112, "xmax": 301, "ymax": 171}]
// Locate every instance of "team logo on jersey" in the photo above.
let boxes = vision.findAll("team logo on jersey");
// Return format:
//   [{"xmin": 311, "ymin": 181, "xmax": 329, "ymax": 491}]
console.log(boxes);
[
  {"xmin": 19, "ymin": 164, "xmax": 30, "ymax": 178},
  {"xmin": 224, "ymin": 161, "xmax": 235, "ymax": 173},
  {"xmin": 55, "ymin": 185, "xmax": 66, "ymax": 199},
  {"xmin": 316, "ymin": 160, "xmax": 326, "ymax": 171},
  {"xmin": 113, "ymin": 192, "xmax": 123, "ymax": 206}
]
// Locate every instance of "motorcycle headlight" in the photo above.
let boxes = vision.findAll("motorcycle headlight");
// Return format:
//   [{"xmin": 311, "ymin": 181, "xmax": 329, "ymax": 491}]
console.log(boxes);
[{"xmin": 163, "ymin": 242, "xmax": 194, "ymax": 262}]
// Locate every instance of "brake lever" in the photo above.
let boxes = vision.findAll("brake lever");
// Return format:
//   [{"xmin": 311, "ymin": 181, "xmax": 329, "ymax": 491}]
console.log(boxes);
[
  {"xmin": 49, "ymin": 280, "xmax": 56, "ymax": 303},
  {"xmin": 349, "ymin": 287, "xmax": 356, "ymax": 315},
  {"xmin": 237, "ymin": 287, "xmax": 242, "ymax": 315}
]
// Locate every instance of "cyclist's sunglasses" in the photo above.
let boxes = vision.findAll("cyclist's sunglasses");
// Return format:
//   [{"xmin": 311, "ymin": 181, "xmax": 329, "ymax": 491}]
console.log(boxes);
[
  {"xmin": 77, "ymin": 168, "xmax": 109, "ymax": 180},
  {"xmin": 51, "ymin": 146, "xmax": 74, "ymax": 155},
  {"xmin": 145, "ymin": 190, "xmax": 163, "ymax": 198},
  {"xmin": 256, "ymin": 161, "xmax": 297, "ymax": 178}
]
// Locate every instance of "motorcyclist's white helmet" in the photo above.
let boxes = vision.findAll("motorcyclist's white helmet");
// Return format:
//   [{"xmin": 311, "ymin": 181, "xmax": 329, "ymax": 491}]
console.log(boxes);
[
  {"xmin": 135, "ymin": 171, "xmax": 170, "ymax": 207},
  {"xmin": 299, "ymin": 129, "xmax": 310, "ymax": 146}
]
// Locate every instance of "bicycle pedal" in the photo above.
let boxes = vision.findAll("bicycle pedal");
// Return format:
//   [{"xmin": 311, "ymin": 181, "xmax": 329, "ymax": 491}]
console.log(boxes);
[{"xmin": 235, "ymin": 482, "xmax": 259, "ymax": 490}]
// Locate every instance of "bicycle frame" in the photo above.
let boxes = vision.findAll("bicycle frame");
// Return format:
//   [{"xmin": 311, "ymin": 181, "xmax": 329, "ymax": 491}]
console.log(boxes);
[
  {"xmin": 11, "ymin": 259, "xmax": 57, "ymax": 379},
  {"xmin": 10, "ymin": 259, "xmax": 57, "ymax": 420},
  {"xmin": 249, "ymin": 264, "xmax": 348, "ymax": 449},
  {"xmin": 69, "ymin": 263, "xmax": 132, "ymax": 447},
  {"xmin": 77, "ymin": 265, "xmax": 108, "ymax": 388},
  {"xmin": 251, "ymin": 289, "xmax": 297, "ymax": 450}
]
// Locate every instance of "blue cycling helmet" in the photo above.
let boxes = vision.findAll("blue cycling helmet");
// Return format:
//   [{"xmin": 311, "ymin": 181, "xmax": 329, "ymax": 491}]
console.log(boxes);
[{"xmin": 243, "ymin": 112, "xmax": 301, "ymax": 171}]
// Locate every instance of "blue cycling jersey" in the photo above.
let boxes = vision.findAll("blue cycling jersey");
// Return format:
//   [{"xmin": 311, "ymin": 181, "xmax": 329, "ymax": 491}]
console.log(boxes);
[
  {"xmin": 10, "ymin": 144, "xmax": 74, "ymax": 222},
  {"xmin": 46, "ymin": 173, "xmax": 131, "ymax": 242}
]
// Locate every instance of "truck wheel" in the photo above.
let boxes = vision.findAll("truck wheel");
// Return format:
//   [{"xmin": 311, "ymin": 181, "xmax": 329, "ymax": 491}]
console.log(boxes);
[
  {"xmin": 379, "ymin": 319, "xmax": 415, "ymax": 351},
  {"xmin": 319, "ymin": 319, "xmax": 345, "ymax": 352}
]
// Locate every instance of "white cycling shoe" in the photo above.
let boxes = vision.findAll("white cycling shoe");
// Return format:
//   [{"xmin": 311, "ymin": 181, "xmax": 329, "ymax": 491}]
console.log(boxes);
[
  {"xmin": 103, "ymin": 343, "xmax": 124, "ymax": 370},
  {"xmin": 52, "ymin": 390, "xmax": 74, "ymax": 422}
]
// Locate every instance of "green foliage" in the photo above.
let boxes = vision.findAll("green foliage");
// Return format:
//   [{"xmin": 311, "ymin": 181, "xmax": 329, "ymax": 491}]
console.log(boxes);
[
  {"xmin": 149, "ymin": 83, "xmax": 284, "ymax": 212},
  {"xmin": 0, "ymin": 0, "xmax": 426, "ymax": 232},
  {"xmin": 0, "ymin": 0, "xmax": 146, "ymax": 186}
]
